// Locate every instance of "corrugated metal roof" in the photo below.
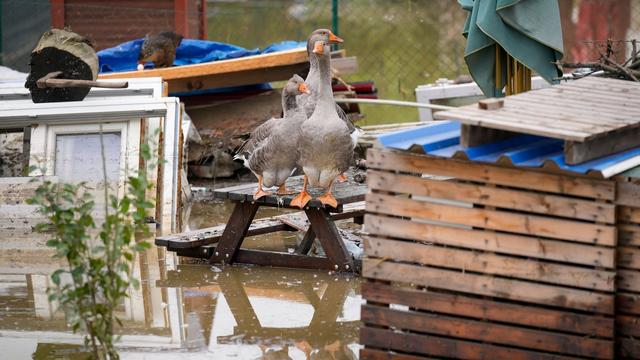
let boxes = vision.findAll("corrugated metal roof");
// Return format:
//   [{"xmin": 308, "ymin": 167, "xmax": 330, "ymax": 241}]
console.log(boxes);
[{"xmin": 377, "ymin": 121, "xmax": 640, "ymax": 178}]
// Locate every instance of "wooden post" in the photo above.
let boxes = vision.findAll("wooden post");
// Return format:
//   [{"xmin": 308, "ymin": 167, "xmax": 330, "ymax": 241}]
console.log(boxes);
[
  {"xmin": 305, "ymin": 207, "xmax": 353, "ymax": 271},
  {"xmin": 50, "ymin": 0, "xmax": 65, "ymax": 29}
]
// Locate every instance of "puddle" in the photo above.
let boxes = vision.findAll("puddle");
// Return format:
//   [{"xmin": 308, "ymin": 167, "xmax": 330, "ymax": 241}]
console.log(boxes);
[{"xmin": 0, "ymin": 199, "xmax": 363, "ymax": 359}]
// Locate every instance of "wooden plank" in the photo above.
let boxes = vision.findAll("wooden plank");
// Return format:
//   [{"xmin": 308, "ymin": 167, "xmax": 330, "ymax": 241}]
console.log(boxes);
[
  {"xmin": 99, "ymin": 47, "xmax": 307, "ymax": 80},
  {"xmin": 619, "ymin": 246, "xmax": 640, "ymax": 270},
  {"xmin": 362, "ymin": 305, "xmax": 613, "ymax": 358},
  {"xmin": 617, "ymin": 314, "xmax": 640, "ymax": 337},
  {"xmin": 365, "ymin": 237, "xmax": 614, "ymax": 291},
  {"xmin": 617, "ymin": 293, "xmax": 640, "ymax": 316},
  {"xmin": 506, "ymin": 96, "xmax": 639, "ymax": 127},
  {"xmin": 362, "ymin": 282, "xmax": 613, "ymax": 337},
  {"xmin": 360, "ymin": 327, "xmax": 577, "ymax": 360},
  {"xmin": 620, "ymin": 206, "xmax": 640, "ymax": 224},
  {"xmin": 619, "ymin": 337, "xmax": 640, "ymax": 359},
  {"xmin": 619, "ymin": 224, "xmax": 640, "ymax": 247},
  {"xmin": 366, "ymin": 148, "xmax": 615, "ymax": 200},
  {"xmin": 565, "ymin": 126, "xmax": 640, "ymax": 164},
  {"xmin": 365, "ymin": 215, "xmax": 614, "ymax": 268},
  {"xmin": 367, "ymin": 170, "xmax": 615, "ymax": 223},
  {"xmin": 362, "ymin": 260, "xmax": 614, "ymax": 314},
  {"xmin": 617, "ymin": 181, "xmax": 640, "ymax": 208},
  {"xmin": 360, "ymin": 348, "xmax": 430, "ymax": 360},
  {"xmin": 618, "ymin": 269, "xmax": 640, "ymax": 293},
  {"xmin": 156, "ymin": 218, "xmax": 288, "ymax": 248},
  {"xmin": 434, "ymin": 107, "xmax": 591, "ymax": 141},
  {"xmin": 461, "ymin": 124, "xmax": 516, "ymax": 147},
  {"xmin": 366, "ymin": 193, "xmax": 616, "ymax": 245},
  {"xmin": 518, "ymin": 90, "xmax": 640, "ymax": 117}
]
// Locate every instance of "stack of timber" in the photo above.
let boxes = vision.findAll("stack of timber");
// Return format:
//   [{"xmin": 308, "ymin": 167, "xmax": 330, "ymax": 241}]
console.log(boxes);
[
  {"xmin": 361, "ymin": 148, "xmax": 616, "ymax": 359},
  {"xmin": 616, "ymin": 179, "xmax": 640, "ymax": 358}
]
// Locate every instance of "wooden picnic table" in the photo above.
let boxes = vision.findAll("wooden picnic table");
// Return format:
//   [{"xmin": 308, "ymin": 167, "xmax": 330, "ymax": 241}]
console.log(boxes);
[{"xmin": 156, "ymin": 171, "xmax": 366, "ymax": 271}]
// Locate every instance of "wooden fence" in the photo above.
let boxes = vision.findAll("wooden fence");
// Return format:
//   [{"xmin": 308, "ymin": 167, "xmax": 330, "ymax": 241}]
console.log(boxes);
[{"xmin": 361, "ymin": 147, "xmax": 620, "ymax": 359}]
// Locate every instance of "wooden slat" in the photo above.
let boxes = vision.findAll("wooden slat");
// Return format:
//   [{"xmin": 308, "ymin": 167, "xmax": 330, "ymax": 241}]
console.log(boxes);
[
  {"xmin": 434, "ymin": 107, "xmax": 591, "ymax": 141},
  {"xmin": 360, "ymin": 348, "xmax": 430, "ymax": 360},
  {"xmin": 363, "ymin": 260, "xmax": 614, "ymax": 314},
  {"xmin": 360, "ymin": 327, "xmax": 576, "ymax": 360},
  {"xmin": 619, "ymin": 206, "xmax": 640, "ymax": 224},
  {"xmin": 366, "ymin": 193, "xmax": 616, "ymax": 245},
  {"xmin": 506, "ymin": 96, "xmax": 638, "ymax": 127},
  {"xmin": 617, "ymin": 181, "xmax": 640, "ymax": 208},
  {"xmin": 618, "ymin": 269, "xmax": 640, "ymax": 293},
  {"xmin": 367, "ymin": 170, "xmax": 615, "ymax": 223},
  {"xmin": 365, "ymin": 215, "xmax": 614, "ymax": 268},
  {"xmin": 519, "ymin": 91, "xmax": 640, "ymax": 118},
  {"xmin": 617, "ymin": 293, "xmax": 640, "ymax": 316},
  {"xmin": 619, "ymin": 246, "xmax": 640, "ymax": 270},
  {"xmin": 619, "ymin": 224, "xmax": 640, "ymax": 247},
  {"xmin": 365, "ymin": 237, "xmax": 614, "ymax": 291},
  {"xmin": 362, "ymin": 282, "xmax": 613, "ymax": 337},
  {"xmin": 617, "ymin": 314, "xmax": 640, "ymax": 337},
  {"xmin": 366, "ymin": 148, "xmax": 615, "ymax": 200},
  {"xmin": 362, "ymin": 305, "xmax": 612, "ymax": 358},
  {"xmin": 619, "ymin": 337, "xmax": 640, "ymax": 359}
]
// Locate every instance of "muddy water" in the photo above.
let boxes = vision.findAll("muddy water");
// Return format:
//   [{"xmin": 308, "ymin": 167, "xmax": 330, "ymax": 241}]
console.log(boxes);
[{"xmin": 0, "ymin": 199, "xmax": 362, "ymax": 359}]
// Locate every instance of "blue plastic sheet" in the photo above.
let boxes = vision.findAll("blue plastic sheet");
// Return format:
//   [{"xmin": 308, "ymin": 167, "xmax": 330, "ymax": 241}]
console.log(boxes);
[{"xmin": 98, "ymin": 38, "xmax": 306, "ymax": 73}]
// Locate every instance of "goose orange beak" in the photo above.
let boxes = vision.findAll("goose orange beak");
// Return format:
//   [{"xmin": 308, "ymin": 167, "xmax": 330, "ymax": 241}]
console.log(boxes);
[
  {"xmin": 298, "ymin": 83, "xmax": 311, "ymax": 94},
  {"xmin": 328, "ymin": 32, "xmax": 343, "ymax": 44},
  {"xmin": 312, "ymin": 41, "xmax": 324, "ymax": 55}
]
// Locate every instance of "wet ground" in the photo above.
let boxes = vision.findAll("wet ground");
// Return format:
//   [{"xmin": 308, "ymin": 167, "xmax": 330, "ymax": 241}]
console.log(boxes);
[{"xmin": 0, "ymin": 199, "xmax": 363, "ymax": 359}]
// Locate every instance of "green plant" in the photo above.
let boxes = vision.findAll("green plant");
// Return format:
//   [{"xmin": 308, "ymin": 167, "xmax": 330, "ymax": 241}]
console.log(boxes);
[{"xmin": 27, "ymin": 140, "xmax": 156, "ymax": 360}]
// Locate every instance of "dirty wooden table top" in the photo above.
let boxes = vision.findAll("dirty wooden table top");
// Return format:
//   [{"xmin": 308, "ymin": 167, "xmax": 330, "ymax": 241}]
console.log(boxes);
[{"xmin": 213, "ymin": 171, "xmax": 367, "ymax": 212}]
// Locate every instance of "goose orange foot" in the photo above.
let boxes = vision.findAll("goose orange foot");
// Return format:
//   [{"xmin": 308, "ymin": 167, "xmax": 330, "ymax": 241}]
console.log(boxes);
[
  {"xmin": 276, "ymin": 183, "xmax": 296, "ymax": 195},
  {"xmin": 290, "ymin": 191, "xmax": 312, "ymax": 208},
  {"xmin": 253, "ymin": 175, "xmax": 272, "ymax": 200},
  {"xmin": 317, "ymin": 191, "xmax": 338, "ymax": 209},
  {"xmin": 253, "ymin": 187, "xmax": 272, "ymax": 200},
  {"xmin": 337, "ymin": 173, "xmax": 348, "ymax": 183}
]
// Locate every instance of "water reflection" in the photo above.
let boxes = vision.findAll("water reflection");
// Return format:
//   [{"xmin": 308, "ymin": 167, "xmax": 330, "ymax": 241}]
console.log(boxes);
[{"xmin": 0, "ymin": 242, "xmax": 361, "ymax": 359}]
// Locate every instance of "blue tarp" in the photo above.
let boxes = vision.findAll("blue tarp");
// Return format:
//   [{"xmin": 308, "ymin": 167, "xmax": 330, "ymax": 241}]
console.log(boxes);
[{"xmin": 97, "ymin": 39, "xmax": 306, "ymax": 73}]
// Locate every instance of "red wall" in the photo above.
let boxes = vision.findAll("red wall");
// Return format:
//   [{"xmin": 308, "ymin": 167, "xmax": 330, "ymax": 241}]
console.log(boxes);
[{"xmin": 50, "ymin": 0, "xmax": 206, "ymax": 50}]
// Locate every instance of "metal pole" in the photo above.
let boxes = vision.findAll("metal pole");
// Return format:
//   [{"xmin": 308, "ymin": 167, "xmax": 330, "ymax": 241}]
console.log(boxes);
[
  {"xmin": 335, "ymin": 98, "xmax": 456, "ymax": 111},
  {"xmin": 332, "ymin": 0, "xmax": 339, "ymax": 50}
]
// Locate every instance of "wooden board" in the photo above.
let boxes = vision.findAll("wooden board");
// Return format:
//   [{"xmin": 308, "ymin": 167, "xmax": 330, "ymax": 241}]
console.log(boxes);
[
  {"xmin": 362, "ymin": 305, "xmax": 613, "ymax": 358},
  {"xmin": 363, "ymin": 260, "xmax": 613, "ymax": 314},
  {"xmin": 99, "ymin": 48, "xmax": 309, "ymax": 94},
  {"xmin": 366, "ymin": 192, "xmax": 616, "ymax": 245},
  {"xmin": 367, "ymin": 170, "xmax": 615, "ymax": 223},
  {"xmin": 366, "ymin": 148, "xmax": 615, "ymax": 200},
  {"xmin": 434, "ymin": 77, "xmax": 640, "ymax": 143}
]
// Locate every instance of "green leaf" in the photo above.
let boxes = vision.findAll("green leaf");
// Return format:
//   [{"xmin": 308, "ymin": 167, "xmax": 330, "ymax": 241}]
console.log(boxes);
[{"xmin": 51, "ymin": 269, "xmax": 65, "ymax": 285}]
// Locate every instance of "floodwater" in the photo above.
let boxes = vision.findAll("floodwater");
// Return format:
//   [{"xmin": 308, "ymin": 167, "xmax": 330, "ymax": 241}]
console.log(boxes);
[{"xmin": 0, "ymin": 199, "xmax": 363, "ymax": 359}]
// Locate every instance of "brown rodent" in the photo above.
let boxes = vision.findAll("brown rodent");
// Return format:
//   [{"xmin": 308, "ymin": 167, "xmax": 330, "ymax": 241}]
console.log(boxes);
[{"xmin": 137, "ymin": 31, "xmax": 183, "ymax": 68}]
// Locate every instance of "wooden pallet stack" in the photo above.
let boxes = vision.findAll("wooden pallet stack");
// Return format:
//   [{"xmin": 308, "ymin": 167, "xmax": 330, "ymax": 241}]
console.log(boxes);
[
  {"xmin": 361, "ymin": 148, "xmax": 617, "ymax": 359},
  {"xmin": 617, "ymin": 183, "xmax": 640, "ymax": 358}
]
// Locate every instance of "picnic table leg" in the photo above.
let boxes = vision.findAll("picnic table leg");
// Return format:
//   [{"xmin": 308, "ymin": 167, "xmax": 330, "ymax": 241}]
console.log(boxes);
[
  {"xmin": 304, "ymin": 207, "xmax": 354, "ymax": 272},
  {"xmin": 209, "ymin": 201, "xmax": 259, "ymax": 265},
  {"xmin": 295, "ymin": 227, "xmax": 316, "ymax": 255},
  {"xmin": 217, "ymin": 270, "xmax": 261, "ymax": 330}
]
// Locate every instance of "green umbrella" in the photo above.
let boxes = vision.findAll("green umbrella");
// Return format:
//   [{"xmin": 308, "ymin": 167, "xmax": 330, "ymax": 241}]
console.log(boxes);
[{"xmin": 459, "ymin": 0, "xmax": 564, "ymax": 97}]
